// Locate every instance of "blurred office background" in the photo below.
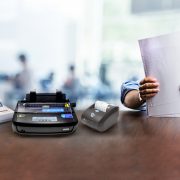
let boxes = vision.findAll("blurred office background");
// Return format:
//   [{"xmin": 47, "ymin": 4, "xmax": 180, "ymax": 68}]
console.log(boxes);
[{"xmin": 0, "ymin": 0, "xmax": 180, "ymax": 109}]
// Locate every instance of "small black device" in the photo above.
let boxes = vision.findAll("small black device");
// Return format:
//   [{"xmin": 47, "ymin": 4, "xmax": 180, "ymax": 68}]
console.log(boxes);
[
  {"xmin": 12, "ymin": 91, "xmax": 78, "ymax": 135},
  {"xmin": 81, "ymin": 101, "xmax": 119, "ymax": 132}
]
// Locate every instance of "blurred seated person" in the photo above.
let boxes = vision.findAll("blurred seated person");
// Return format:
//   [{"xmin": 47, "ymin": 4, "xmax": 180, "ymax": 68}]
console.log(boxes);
[
  {"xmin": 62, "ymin": 65, "xmax": 80, "ymax": 102},
  {"xmin": 14, "ymin": 53, "xmax": 32, "ymax": 94},
  {"xmin": 5, "ymin": 53, "xmax": 32, "ymax": 106},
  {"xmin": 121, "ymin": 77, "xmax": 160, "ymax": 110},
  {"xmin": 40, "ymin": 72, "xmax": 54, "ymax": 92},
  {"xmin": 95, "ymin": 61, "xmax": 113, "ymax": 100}
]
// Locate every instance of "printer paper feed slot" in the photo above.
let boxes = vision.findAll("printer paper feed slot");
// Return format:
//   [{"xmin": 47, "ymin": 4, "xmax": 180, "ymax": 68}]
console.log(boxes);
[
  {"xmin": 16, "ymin": 103, "xmax": 72, "ymax": 114},
  {"xmin": 94, "ymin": 101, "xmax": 110, "ymax": 112}
]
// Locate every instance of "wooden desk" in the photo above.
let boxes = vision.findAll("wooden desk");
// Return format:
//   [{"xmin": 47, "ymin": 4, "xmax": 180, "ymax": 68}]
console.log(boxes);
[{"xmin": 0, "ymin": 111, "xmax": 180, "ymax": 180}]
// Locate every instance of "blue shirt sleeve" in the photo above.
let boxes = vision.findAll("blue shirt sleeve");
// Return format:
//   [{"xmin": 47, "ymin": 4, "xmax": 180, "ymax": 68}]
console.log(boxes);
[{"xmin": 120, "ymin": 80, "xmax": 146, "ymax": 111}]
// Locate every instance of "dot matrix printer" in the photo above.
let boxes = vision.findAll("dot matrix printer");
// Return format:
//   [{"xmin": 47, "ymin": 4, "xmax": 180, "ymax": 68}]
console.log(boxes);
[{"xmin": 12, "ymin": 91, "xmax": 78, "ymax": 135}]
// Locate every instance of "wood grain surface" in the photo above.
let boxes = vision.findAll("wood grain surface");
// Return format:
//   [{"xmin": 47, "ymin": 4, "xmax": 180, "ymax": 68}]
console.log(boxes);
[{"xmin": 0, "ymin": 111, "xmax": 180, "ymax": 180}]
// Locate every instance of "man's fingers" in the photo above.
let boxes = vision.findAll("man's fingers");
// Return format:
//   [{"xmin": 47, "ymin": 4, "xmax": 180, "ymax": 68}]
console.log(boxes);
[
  {"xmin": 139, "ymin": 83, "xmax": 159, "ymax": 90},
  {"xmin": 140, "ymin": 88, "xmax": 159, "ymax": 95},
  {"xmin": 141, "ymin": 93, "xmax": 157, "ymax": 99},
  {"xmin": 140, "ymin": 77, "xmax": 157, "ymax": 85},
  {"xmin": 139, "ymin": 77, "xmax": 160, "ymax": 101}
]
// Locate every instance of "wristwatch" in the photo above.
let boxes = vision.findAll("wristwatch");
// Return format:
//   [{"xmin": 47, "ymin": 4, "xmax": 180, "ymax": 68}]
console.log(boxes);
[{"xmin": 138, "ymin": 91, "xmax": 145, "ymax": 103}]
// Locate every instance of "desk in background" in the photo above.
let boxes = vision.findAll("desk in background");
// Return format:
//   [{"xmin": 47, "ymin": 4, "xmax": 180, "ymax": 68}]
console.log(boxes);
[{"xmin": 0, "ymin": 111, "xmax": 180, "ymax": 180}]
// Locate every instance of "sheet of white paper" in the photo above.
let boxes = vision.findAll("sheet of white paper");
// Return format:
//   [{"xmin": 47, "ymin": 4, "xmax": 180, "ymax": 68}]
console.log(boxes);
[
  {"xmin": 139, "ymin": 32, "xmax": 180, "ymax": 117},
  {"xmin": 148, "ymin": 102, "xmax": 180, "ymax": 117},
  {"xmin": 154, "ymin": 114, "xmax": 180, "ymax": 117}
]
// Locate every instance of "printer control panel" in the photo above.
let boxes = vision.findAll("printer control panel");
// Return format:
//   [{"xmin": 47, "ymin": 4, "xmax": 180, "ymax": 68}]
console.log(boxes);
[
  {"xmin": 17, "ymin": 103, "xmax": 72, "ymax": 113},
  {"xmin": 15, "ymin": 102, "xmax": 75, "ymax": 124}
]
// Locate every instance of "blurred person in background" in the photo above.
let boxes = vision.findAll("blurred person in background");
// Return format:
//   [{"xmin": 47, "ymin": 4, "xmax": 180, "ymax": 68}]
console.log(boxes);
[
  {"xmin": 40, "ymin": 71, "xmax": 54, "ymax": 92},
  {"xmin": 62, "ymin": 65, "xmax": 81, "ymax": 102},
  {"xmin": 5, "ymin": 53, "xmax": 32, "ymax": 108},
  {"xmin": 95, "ymin": 59, "xmax": 114, "ymax": 100},
  {"xmin": 99, "ymin": 60, "xmax": 110, "ymax": 87},
  {"xmin": 14, "ymin": 53, "xmax": 32, "ymax": 94}
]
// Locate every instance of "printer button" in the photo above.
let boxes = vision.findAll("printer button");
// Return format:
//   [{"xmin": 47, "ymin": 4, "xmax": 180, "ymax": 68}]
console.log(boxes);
[{"xmin": 61, "ymin": 114, "xmax": 73, "ymax": 119}]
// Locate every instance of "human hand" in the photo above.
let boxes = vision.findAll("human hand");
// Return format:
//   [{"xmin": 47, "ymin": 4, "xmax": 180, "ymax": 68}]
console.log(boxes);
[{"xmin": 139, "ymin": 77, "xmax": 160, "ymax": 101}]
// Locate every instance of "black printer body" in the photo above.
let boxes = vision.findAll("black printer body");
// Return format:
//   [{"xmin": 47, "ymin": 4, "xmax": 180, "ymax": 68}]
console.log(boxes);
[{"xmin": 12, "ymin": 91, "xmax": 78, "ymax": 135}]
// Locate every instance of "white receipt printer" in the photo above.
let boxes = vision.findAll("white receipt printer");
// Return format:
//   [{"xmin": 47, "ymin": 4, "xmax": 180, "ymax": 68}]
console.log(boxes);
[
  {"xmin": 0, "ymin": 102, "xmax": 14, "ymax": 123},
  {"xmin": 81, "ymin": 101, "xmax": 119, "ymax": 132}
]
